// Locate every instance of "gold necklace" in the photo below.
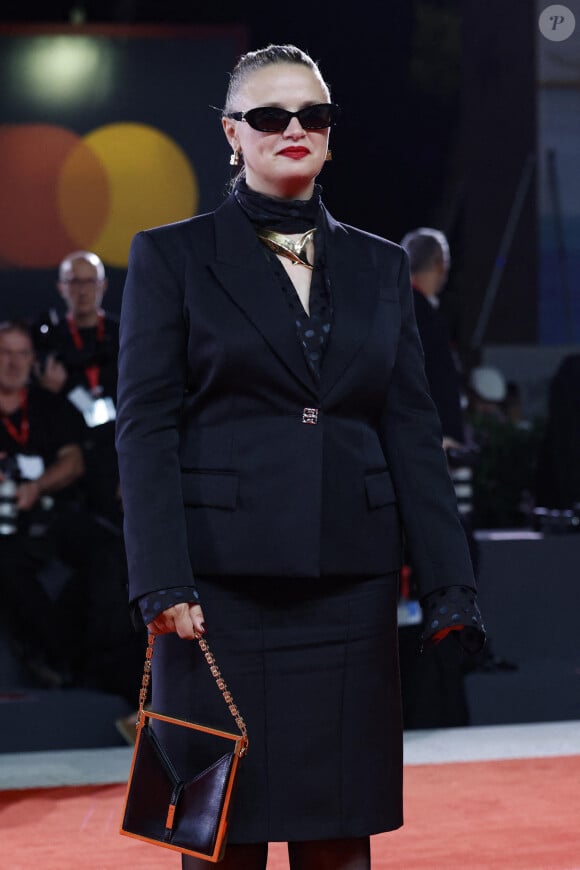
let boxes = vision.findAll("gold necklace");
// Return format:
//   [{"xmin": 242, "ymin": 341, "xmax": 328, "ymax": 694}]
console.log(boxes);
[{"xmin": 257, "ymin": 228, "xmax": 316, "ymax": 270}]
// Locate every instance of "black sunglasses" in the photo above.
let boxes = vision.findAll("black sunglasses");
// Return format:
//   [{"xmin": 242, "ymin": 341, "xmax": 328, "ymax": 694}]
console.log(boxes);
[{"xmin": 225, "ymin": 103, "xmax": 340, "ymax": 133}]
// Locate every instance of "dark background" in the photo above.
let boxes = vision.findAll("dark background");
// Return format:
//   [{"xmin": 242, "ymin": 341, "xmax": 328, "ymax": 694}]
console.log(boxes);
[
  {"xmin": 3, "ymin": 3, "xmax": 580, "ymax": 742},
  {"xmin": 1, "ymin": 0, "xmax": 538, "ymax": 353}
]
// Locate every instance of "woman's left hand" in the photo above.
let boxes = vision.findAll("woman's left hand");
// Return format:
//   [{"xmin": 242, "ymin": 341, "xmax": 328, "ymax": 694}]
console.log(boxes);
[{"xmin": 147, "ymin": 602, "xmax": 206, "ymax": 640}]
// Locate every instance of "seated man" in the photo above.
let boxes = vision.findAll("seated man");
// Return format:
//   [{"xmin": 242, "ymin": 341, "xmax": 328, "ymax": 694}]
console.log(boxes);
[
  {"xmin": 0, "ymin": 321, "xmax": 85, "ymax": 685},
  {"xmin": 1, "ymin": 320, "xmax": 144, "ymax": 698}
]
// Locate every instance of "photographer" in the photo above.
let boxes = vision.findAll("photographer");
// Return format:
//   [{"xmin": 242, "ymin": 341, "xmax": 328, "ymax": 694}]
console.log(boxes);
[
  {"xmin": 34, "ymin": 251, "xmax": 120, "ymax": 525},
  {"xmin": 0, "ymin": 321, "xmax": 85, "ymax": 686},
  {"xmin": 33, "ymin": 255, "xmax": 144, "ymax": 701},
  {"xmin": 0, "ymin": 320, "xmax": 144, "ymax": 705}
]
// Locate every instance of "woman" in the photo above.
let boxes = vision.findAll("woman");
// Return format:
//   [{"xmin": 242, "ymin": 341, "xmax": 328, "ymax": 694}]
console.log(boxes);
[{"xmin": 116, "ymin": 44, "xmax": 484, "ymax": 870}]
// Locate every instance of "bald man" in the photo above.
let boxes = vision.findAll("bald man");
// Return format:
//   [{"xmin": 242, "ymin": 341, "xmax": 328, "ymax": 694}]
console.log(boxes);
[
  {"xmin": 35, "ymin": 251, "xmax": 120, "ymax": 522},
  {"xmin": 37, "ymin": 251, "xmax": 114, "ymax": 396},
  {"xmin": 33, "ymin": 255, "xmax": 145, "ymax": 700}
]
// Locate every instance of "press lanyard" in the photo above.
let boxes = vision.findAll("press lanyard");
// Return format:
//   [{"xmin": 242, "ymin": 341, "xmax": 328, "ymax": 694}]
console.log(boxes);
[
  {"xmin": 0, "ymin": 388, "xmax": 29, "ymax": 448},
  {"xmin": 66, "ymin": 311, "xmax": 105, "ymax": 395}
]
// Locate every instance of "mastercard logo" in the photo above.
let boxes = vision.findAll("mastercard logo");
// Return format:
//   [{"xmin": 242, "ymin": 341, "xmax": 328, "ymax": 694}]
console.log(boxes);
[{"xmin": 0, "ymin": 122, "xmax": 198, "ymax": 269}]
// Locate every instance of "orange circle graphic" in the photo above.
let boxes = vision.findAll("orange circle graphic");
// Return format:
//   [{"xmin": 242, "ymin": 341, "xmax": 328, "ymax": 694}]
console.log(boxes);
[
  {"xmin": 0, "ymin": 122, "xmax": 198, "ymax": 269},
  {"xmin": 76, "ymin": 123, "xmax": 198, "ymax": 268},
  {"xmin": 57, "ymin": 136, "xmax": 111, "ymax": 252},
  {"xmin": 0, "ymin": 124, "xmax": 87, "ymax": 268}
]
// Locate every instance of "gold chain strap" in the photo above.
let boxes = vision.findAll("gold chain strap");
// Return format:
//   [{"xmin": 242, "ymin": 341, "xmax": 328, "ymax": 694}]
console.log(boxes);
[{"xmin": 138, "ymin": 633, "xmax": 248, "ymax": 755}]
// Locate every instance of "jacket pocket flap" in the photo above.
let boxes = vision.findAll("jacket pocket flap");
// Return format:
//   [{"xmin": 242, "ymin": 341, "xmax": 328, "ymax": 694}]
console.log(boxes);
[
  {"xmin": 365, "ymin": 470, "xmax": 397, "ymax": 508},
  {"xmin": 181, "ymin": 470, "xmax": 239, "ymax": 510}
]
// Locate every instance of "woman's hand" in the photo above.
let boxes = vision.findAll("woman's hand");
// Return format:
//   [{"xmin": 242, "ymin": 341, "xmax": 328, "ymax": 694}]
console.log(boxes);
[{"xmin": 147, "ymin": 602, "xmax": 206, "ymax": 640}]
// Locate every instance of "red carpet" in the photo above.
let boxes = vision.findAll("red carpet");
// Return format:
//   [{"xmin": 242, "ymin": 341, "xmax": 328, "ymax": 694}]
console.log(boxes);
[{"xmin": 1, "ymin": 755, "xmax": 579, "ymax": 869}]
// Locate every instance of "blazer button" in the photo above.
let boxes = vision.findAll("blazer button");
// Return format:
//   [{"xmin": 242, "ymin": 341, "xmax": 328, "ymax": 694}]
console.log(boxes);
[{"xmin": 302, "ymin": 407, "xmax": 319, "ymax": 425}]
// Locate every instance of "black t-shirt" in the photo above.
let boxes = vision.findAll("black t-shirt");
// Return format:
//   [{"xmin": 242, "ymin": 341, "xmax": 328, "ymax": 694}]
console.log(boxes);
[
  {"xmin": 0, "ymin": 386, "xmax": 85, "ymax": 532},
  {"xmin": 0, "ymin": 385, "xmax": 85, "ymax": 467},
  {"xmin": 34, "ymin": 312, "xmax": 119, "ymax": 399},
  {"xmin": 34, "ymin": 312, "xmax": 121, "ymax": 519}
]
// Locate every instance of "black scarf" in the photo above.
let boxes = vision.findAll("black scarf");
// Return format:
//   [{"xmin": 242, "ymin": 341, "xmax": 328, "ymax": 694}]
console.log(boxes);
[
  {"xmin": 233, "ymin": 178, "xmax": 322, "ymax": 233},
  {"xmin": 233, "ymin": 179, "xmax": 331, "ymax": 386}
]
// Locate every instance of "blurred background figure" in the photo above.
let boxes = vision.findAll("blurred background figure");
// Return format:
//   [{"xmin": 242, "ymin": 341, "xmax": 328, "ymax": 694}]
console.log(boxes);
[
  {"xmin": 34, "ymin": 251, "xmax": 121, "ymax": 526},
  {"xmin": 466, "ymin": 365, "xmax": 543, "ymax": 530},
  {"xmin": 535, "ymin": 353, "xmax": 580, "ymax": 512},
  {"xmin": 0, "ymin": 320, "xmax": 85, "ymax": 686},
  {"xmin": 398, "ymin": 228, "xmax": 476, "ymax": 729},
  {"xmin": 402, "ymin": 228, "xmax": 480, "ymax": 531},
  {"xmin": 400, "ymin": 227, "xmax": 465, "ymax": 447},
  {"xmin": 31, "ymin": 253, "xmax": 144, "ymax": 703},
  {"xmin": 0, "ymin": 319, "xmax": 143, "ymax": 701},
  {"xmin": 467, "ymin": 365, "xmax": 507, "ymax": 421}
]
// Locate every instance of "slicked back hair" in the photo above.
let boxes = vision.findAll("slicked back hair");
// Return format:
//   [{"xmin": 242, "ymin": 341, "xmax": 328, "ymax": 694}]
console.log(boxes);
[
  {"xmin": 400, "ymin": 228, "xmax": 450, "ymax": 274},
  {"xmin": 224, "ymin": 43, "xmax": 330, "ymax": 114}
]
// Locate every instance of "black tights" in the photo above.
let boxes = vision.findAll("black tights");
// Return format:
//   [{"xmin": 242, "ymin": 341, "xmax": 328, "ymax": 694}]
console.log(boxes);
[{"xmin": 182, "ymin": 836, "xmax": 371, "ymax": 869}]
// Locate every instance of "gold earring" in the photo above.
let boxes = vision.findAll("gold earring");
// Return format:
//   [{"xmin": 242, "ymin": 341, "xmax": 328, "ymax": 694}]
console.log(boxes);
[
  {"xmin": 325, "ymin": 149, "xmax": 333, "ymax": 162},
  {"xmin": 230, "ymin": 150, "xmax": 241, "ymax": 166}
]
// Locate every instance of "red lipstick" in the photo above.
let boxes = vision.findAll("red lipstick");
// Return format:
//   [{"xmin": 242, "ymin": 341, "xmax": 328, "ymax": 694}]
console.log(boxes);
[{"xmin": 278, "ymin": 147, "xmax": 310, "ymax": 159}]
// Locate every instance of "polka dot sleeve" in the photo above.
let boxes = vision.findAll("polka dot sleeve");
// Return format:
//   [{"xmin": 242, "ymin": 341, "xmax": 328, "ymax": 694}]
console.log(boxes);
[
  {"xmin": 138, "ymin": 586, "xmax": 200, "ymax": 625},
  {"xmin": 420, "ymin": 585, "xmax": 486, "ymax": 653}
]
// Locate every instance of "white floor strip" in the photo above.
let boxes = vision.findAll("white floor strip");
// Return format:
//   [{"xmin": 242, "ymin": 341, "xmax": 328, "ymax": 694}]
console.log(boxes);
[
  {"xmin": 0, "ymin": 721, "xmax": 578, "ymax": 791},
  {"xmin": 404, "ymin": 720, "xmax": 580, "ymax": 765},
  {"xmin": 0, "ymin": 746, "xmax": 133, "ymax": 790}
]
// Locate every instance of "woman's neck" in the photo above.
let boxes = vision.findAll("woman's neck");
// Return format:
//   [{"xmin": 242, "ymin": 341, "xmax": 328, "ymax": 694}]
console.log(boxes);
[{"xmin": 244, "ymin": 177, "xmax": 315, "ymax": 202}]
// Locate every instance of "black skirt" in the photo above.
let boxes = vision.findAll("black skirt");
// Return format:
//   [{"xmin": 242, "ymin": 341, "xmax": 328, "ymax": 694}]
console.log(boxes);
[{"xmin": 151, "ymin": 573, "xmax": 403, "ymax": 843}]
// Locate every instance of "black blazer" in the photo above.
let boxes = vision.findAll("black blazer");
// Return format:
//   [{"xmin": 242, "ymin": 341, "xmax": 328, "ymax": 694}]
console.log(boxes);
[{"xmin": 116, "ymin": 195, "xmax": 475, "ymax": 606}]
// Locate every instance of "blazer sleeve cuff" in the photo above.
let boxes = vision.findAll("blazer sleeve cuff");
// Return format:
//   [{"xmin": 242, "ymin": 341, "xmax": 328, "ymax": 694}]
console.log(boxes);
[
  {"xmin": 138, "ymin": 585, "xmax": 200, "ymax": 626},
  {"xmin": 420, "ymin": 585, "xmax": 486, "ymax": 654}
]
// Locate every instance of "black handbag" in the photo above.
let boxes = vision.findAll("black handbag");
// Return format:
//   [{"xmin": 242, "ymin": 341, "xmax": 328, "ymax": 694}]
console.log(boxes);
[{"xmin": 120, "ymin": 633, "xmax": 249, "ymax": 862}]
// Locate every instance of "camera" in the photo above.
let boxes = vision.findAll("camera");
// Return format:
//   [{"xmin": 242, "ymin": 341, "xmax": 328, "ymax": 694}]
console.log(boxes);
[{"xmin": 0, "ymin": 454, "xmax": 21, "ymax": 536}]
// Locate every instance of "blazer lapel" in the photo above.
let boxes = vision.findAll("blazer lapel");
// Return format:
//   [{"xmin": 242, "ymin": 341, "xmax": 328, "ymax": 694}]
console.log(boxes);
[
  {"xmin": 318, "ymin": 208, "xmax": 378, "ymax": 399},
  {"xmin": 209, "ymin": 195, "xmax": 317, "ymax": 396}
]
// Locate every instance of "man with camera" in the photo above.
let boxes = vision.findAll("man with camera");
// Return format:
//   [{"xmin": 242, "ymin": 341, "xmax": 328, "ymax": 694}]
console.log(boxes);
[
  {"xmin": 34, "ymin": 253, "xmax": 144, "ymax": 702},
  {"xmin": 0, "ymin": 321, "xmax": 85, "ymax": 686},
  {"xmin": 34, "ymin": 250, "xmax": 120, "ymax": 525}
]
